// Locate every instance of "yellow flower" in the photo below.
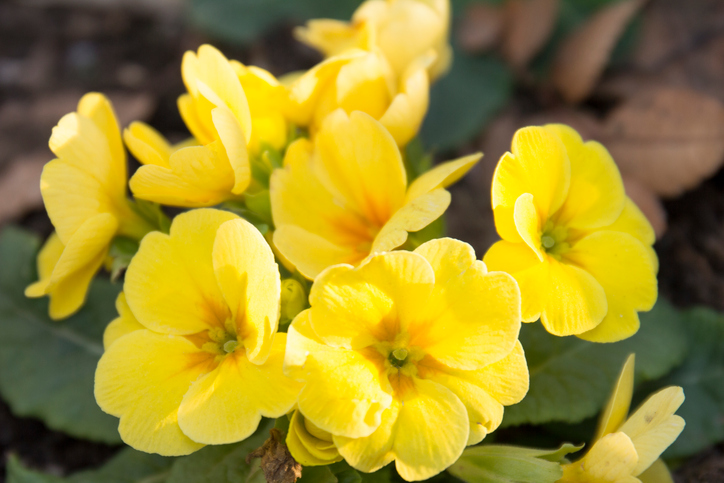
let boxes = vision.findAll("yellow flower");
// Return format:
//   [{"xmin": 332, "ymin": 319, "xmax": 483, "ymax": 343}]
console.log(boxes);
[
  {"xmin": 559, "ymin": 355, "xmax": 684, "ymax": 483},
  {"xmin": 287, "ymin": 409, "xmax": 343, "ymax": 466},
  {"xmin": 95, "ymin": 209, "xmax": 301, "ymax": 456},
  {"xmin": 284, "ymin": 239, "xmax": 529, "ymax": 481},
  {"xmin": 284, "ymin": 49, "xmax": 430, "ymax": 146},
  {"xmin": 129, "ymin": 45, "xmax": 286, "ymax": 207},
  {"xmin": 25, "ymin": 93, "xmax": 154, "ymax": 320},
  {"xmin": 483, "ymin": 125, "xmax": 658, "ymax": 341},
  {"xmin": 297, "ymin": 0, "xmax": 451, "ymax": 82},
  {"xmin": 270, "ymin": 109, "xmax": 479, "ymax": 279}
]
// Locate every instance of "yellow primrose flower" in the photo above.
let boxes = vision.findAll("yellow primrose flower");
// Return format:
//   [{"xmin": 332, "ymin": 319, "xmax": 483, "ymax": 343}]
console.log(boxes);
[
  {"xmin": 483, "ymin": 125, "xmax": 658, "ymax": 341},
  {"xmin": 129, "ymin": 45, "xmax": 268, "ymax": 207},
  {"xmin": 25, "ymin": 93, "xmax": 154, "ymax": 320},
  {"xmin": 284, "ymin": 239, "xmax": 529, "ymax": 481},
  {"xmin": 297, "ymin": 0, "xmax": 451, "ymax": 82},
  {"xmin": 559, "ymin": 355, "xmax": 684, "ymax": 483},
  {"xmin": 285, "ymin": 49, "xmax": 430, "ymax": 146},
  {"xmin": 270, "ymin": 109, "xmax": 479, "ymax": 279},
  {"xmin": 287, "ymin": 409, "xmax": 343, "ymax": 466},
  {"xmin": 95, "ymin": 209, "xmax": 301, "ymax": 456}
]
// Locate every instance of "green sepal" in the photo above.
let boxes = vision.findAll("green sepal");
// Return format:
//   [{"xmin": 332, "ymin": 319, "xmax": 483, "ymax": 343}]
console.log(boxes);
[
  {"xmin": 129, "ymin": 199, "xmax": 171, "ymax": 234},
  {"xmin": 108, "ymin": 236, "xmax": 140, "ymax": 281},
  {"xmin": 448, "ymin": 443, "xmax": 582, "ymax": 483}
]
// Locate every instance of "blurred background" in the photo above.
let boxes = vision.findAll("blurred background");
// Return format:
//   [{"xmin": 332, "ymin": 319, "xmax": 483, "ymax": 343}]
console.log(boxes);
[{"xmin": 1, "ymin": 0, "xmax": 724, "ymax": 481}]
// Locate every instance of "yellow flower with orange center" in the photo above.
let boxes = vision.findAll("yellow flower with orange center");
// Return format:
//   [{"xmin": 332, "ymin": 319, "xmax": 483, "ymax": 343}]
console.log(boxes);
[
  {"xmin": 483, "ymin": 125, "xmax": 658, "ymax": 341},
  {"xmin": 284, "ymin": 238, "xmax": 528, "ymax": 481},
  {"xmin": 270, "ymin": 109, "xmax": 479, "ymax": 279},
  {"xmin": 95, "ymin": 209, "xmax": 301, "ymax": 455}
]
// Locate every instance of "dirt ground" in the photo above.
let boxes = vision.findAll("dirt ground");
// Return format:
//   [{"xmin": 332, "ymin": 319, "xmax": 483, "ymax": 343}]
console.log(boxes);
[{"xmin": 1, "ymin": 1, "xmax": 724, "ymax": 482}]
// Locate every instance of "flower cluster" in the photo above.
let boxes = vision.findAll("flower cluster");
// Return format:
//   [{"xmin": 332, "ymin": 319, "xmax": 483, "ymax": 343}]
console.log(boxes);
[{"xmin": 24, "ymin": 0, "xmax": 681, "ymax": 481}]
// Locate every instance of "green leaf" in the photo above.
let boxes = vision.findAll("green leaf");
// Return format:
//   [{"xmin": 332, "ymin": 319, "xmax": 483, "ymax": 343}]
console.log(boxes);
[
  {"xmin": 503, "ymin": 299, "xmax": 688, "ymax": 427},
  {"xmin": 650, "ymin": 307, "xmax": 724, "ymax": 459},
  {"xmin": 166, "ymin": 420, "xmax": 272, "ymax": 483},
  {"xmin": 6, "ymin": 449, "xmax": 173, "ymax": 483},
  {"xmin": 0, "ymin": 227, "xmax": 122, "ymax": 443},
  {"xmin": 421, "ymin": 51, "xmax": 512, "ymax": 151},
  {"xmin": 448, "ymin": 444, "xmax": 573, "ymax": 483},
  {"xmin": 109, "ymin": 236, "xmax": 140, "ymax": 281},
  {"xmin": 188, "ymin": 0, "xmax": 360, "ymax": 45},
  {"xmin": 298, "ymin": 466, "xmax": 337, "ymax": 483}
]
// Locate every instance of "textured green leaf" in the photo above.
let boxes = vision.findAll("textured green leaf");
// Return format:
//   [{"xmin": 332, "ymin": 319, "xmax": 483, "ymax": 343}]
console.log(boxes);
[
  {"xmin": 0, "ymin": 227, "xmax": 121, "ymax": 443},
  {"xmin": 166, "ymin": 420, "xmax": 272, "ymax": 483},
  {"xmin": 421, "ymin": 50, "xmax": 512, "ymax": 151},
  {"xmin": 651, "ymin": 307, "xmax": 724, "ymax": 459},
  {"xmin": 6, "ymin": 449, "xmax": 173, "ymax": 483},
  {"xmin": 448, "ymin": 444, "xmax": 570, "ymax": 483},
  {"xmin": 503, "ymin": 299, "xmax": 688, "ymax": 426}
]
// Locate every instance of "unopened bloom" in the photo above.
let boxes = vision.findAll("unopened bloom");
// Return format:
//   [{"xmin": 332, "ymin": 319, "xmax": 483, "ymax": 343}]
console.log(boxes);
[
  {"xmin": 287, "ymin": 409, "xmax": 343, "ymax": 466},
  {"xmin": 271, "ymin": 109, "xmax": 479, "ymax": 279},
  {"xmin": 25, "ymin": 93, "xmax": 154, "ymax": 319},
  {"xmin": 483, "ymin": 125, "xmax": 658, "ymax": 341},
  {"xmin": 285, "ymin": 239, "xmax": 528, "ymax": 481},
  {"xmin": 559, "ymin": 355, "xmax": 684, "ymax": 483},
  {"xmin": 129, "ymin": 45, "xmax": 286, "ymax": 207},
  {"xmin": 285, "ymin": 50, "xmax": 430, "ymax": 146},
  {"xmin": 297, "ymin": 0, "xmax": 451, "ymax": 82},
  {"xmin": 95, "ymin": 209, "xmax": 300, "ymax": 455}
]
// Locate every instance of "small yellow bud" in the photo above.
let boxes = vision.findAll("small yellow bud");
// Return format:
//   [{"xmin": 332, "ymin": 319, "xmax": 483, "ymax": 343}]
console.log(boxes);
[{"xmin": 280, "ymin": 279, "xmax": 307, "ymax": 322}]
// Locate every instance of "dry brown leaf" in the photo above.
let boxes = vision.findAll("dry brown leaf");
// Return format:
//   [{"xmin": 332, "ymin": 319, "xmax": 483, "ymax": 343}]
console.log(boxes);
[
  {"xmin": 502, "ymin": 0, "xmax": 560, "ymax": 69},
  {"xmin": 622, "ymin": 175, "xmax": 667, "ymax": 239},
  {"xmin": 246, "ymin": 429, "xmax": 302, "ymax": 483},
  {"xmin": 0, "ymin": 151, "xmax": 48, "ymax": 224},
  {"xmin": 458, "ymin": 3, "xmax": 504, "ymax": 54},
  {"xmin": 552, "ymin": 0, "xmax": 644, "ymax": 103},
  {"xmin": 457, "ymin": 3, "xmax": 504, "ymax": 54},
  {"xmin": 603, "ymin": 87, "xmax": 724, "ymax": 198}
]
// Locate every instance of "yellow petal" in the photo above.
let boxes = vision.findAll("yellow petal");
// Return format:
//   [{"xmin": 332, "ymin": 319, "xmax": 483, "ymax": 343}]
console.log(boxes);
[
  {"xmin": 410, "ymin": 262, "xmax": 521, "ymax": 370},
  {"xmin": 596, "ymin": 354, "xmax": 636, "ymax": 444},
  {"xmin": 40, "ymin": 158, "xmax": 116, "ymax": 245},
  {"xmin": 603, "ymin": 197, "xmax": 658, "ymax": 271},
  {"xmin": 40, "ymin": 214, "xmax": 117, "ymax": 319},
  {"xmin": 404, "ymin": 153, "xmax": 481, "ymax": 204},
  {"xmin": 639, "ymin": 459, "xmax": 674, "ymax": 483},
  {"xmin": 309, "ymin": 251, "xmax": 434, "ymax": 350},
  {"xmin": 48, "ymin": 111, "xmax": 124, "ymax": 216},
  {"xmin": 273, "ymin": 226, "xmax": 364, "ymax": 280},
  {"xmin": 177, "ymin": 333, "xmax": 300, "ymax": 445},
  {"xmin": 491, "ymin": 127, "xmax": 570, "ymax": 241},
  {"xmin": 334, "ymin": 401, "xmax": 400, "ymax": 474},
  {"xmin": 103, "ymin": 292, "xmax": 144, "ymax": 349},
  {"xmin": 371, "ymin": 188, "xmax": 450, "ymax": 254},
  {"xmin": 270, "ymin": 138, "xmax": 376, "ymax": 278},
  {"xmin": 562, "ymin": 432, "xmax": 639, "ymax": 482},
  {"xmin": 124, "ymin": 122, "xmax": 172, "ymax": 168},
  {"xmin": 129, "ymin": 141, "xmax": 236, "ymax": 207},
  {"xmin": 545, "ymin": 124, "xmax": 625, "ymax": 230},
  {"xmin": 212, "ymin": 218, "xmax": 280, "ymax": 364},
  {"xmin": 514, "ymin": 193, "xmax": 545, "ymax": 262},
  {"xmin": 315, "ymin": 110, "xmax": 406, "ymax": 226},
  {"xmin": 178, "ymin": 93, "xmax": 214, "ymax": 145},
  {"xmin": 284, "ymin": 309, "xmax": 331, "ymax": 381},
  {"xmin": 618, "ymin": 387, "xmax": 685, "ymax": 476},
  {"xmin": 329, "ymin": 53, "xmax": 392, "ymax": 123},
  {"xmin": 295, "ymin": 19, "xmax": 368, "ymax": 58},
  {"xmin": 413, "ymin": 237, "xmax": 476, "ymax": 287},
  {"xmin": 287, "ymin": 409, "xmax": 342, "ymax": 466},
  {"xmin": 94, "ymin": 330, "xmax": 213, "ymax": 455},
  {"xmin": 77, "ymin": 93, "xmax": 125, "ymax": 186},
  {"xmin": 567, "ymin": 231, "xmax": 658, "ymax": 343},
  {"xmin": 285, "ymin": 51, "xmax": 366, "ymax": 125},
  {"xmin": 539, "ymin": 259, "xmax": 608, "ymax": 336},
  {"xmin": 25, "ymin": 232, "xmax": 65, "ymax": 298},
  {"xmin": 210, "ymin": 106, "xmax": 250, "ymax": 194},
  {"xmin": 379, "ymin": 59, "xmax": 430, "ymax": 146},
  {"xmin": 392, "ymin": 378, "xmax": 469, "ymax": 481},
  {"xmin": 295, "ymin": 345, "xmax": 393, "ymax": 439},
  {"xmin": 125, "ymin": 209, "xmax": 236, "ymax": 335},
  {"xmin": 419, "ymin": 341, "xmax": 529, "ymax": 445}
]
